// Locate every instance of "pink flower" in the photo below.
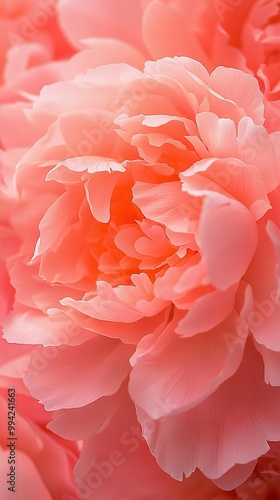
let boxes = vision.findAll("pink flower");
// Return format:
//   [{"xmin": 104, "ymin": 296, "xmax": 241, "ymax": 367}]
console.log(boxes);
[
  {"xmin": 57, "ymin": 0, "xmax": 245, "ymax": 71},
  {"xmin": 3, "ymin": 53, "xmax": 280, "ymax": 494}
]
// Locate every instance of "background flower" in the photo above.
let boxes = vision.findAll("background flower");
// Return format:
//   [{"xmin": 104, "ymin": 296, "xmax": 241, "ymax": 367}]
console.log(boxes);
[
  {"xmin": 56, "ymin": 0, "xmax": 280, "ymax": 131},
  {"xmin": 57, "ymin": 0, "xmax": 244, "ymax": 70}
]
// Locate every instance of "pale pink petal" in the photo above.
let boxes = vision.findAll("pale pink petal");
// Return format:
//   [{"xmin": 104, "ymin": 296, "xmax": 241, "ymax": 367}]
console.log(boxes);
[
  {"xmin": 50, "ymin": 156, "xmax": 126, "ymax": 179},
  {"xmin": 84, "ymin": 159, "xmax": 125, "ymax": 223},
  {"xmin": 61, "ymin": 275, "xmax": 168, "ymax": 323},
  {"xmin": 2, "ymin": 307, "xmax": 92, "ymax": 346},
  {"xmin": 114, "ymin": 225, "xmax": 144, "ymax": 260},
  {"xmin": 137, "ymin": 340, "xmax": 280, "ymax": 482},
  {"xmin": 64, "ymin": 39, "xmax": 146, "ymax": 73},
  {"xmin": 197, "ymin": 193, "xmax": 258, "ymax": 290},
  {"xmin": 254, "ymin": 341, "xmax": 280, "ymax": 386},
  {"xmin": 24, "ymin": 336, "xmax": 134, "ymax": 410},
  {"xmin": 212, "ymin": 461, "xmax": 257, "ymax": 491},
  {"xmin": 176, "ymin": 285, "xmax": 238, "ymax": 336},
  {"xmin": 181, "ymin": 157, "xmax": 271, "ymax": 221},
  {"xmin": 238, "ymin": 118, "xmax": 280, "ymax": 193},
  {"xmin": 133, "ymin": 181, "xmax": 198, "ymax": 233},
  {"xmin": 154, "ymin": 254, "xmax": 208, "ymax": 304},
  {"xmin": 145, "ymin": 57, "xmax": 254, "ymax": 123},
  {"xmin": 32, "ymin": 190, "xmax": 79, "ymax": 259},
  {"xmin": 48, "ymin": 394, "xmax": 118, "ymax": 440},
  {"xmin": 210, "ymin": 66, "xmax": 264, "ymax": 124},
  {"xmin": 195, "ymin": 112, "xmax": 238, "ymax": 157},
  {"xmin": 129, "ymin": 310, "xmax": 246, "ymax": 418},
  {"xmin": 244, "ymin": 209, "xmax": 280, "ymax": 351},
  {"xmin": 59, "ymin": 303, "xmax": 171, "ymax": 344},
  {"xmin": 73, "ymin": 386, "xmax": 209, "ymax": 500}
]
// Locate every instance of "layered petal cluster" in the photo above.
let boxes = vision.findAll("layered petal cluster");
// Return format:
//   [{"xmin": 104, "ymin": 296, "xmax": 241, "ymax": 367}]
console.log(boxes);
[
  {"xmin": 2, "ymin": 53, "xmax": 280, "ymax": 496},
  {"xmin": 50, "ymin": 382, "xmax": 237, "ymax": 500},
  {"xmin": 49, "ymin": 383, "xmax": 280, "ymax": 499}
]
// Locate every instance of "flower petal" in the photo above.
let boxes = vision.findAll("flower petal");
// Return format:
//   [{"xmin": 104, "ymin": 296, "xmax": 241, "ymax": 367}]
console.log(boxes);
[
  {"xmin": 197, "ymin": 193, "xmax": 258, "ymax": 290},
  {"xmin": 137, "ymin": 340, "xmax": 280, "ymax": 482},
  {"xmin": 24, "ymin": 336, "xmax": 134, "ymax": 410}
]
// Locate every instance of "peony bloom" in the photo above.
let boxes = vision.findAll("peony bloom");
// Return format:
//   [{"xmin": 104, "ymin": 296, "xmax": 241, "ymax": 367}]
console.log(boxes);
[{"xmin": 2, "ymin": 52, "xmax": 280, "ymax": 497}]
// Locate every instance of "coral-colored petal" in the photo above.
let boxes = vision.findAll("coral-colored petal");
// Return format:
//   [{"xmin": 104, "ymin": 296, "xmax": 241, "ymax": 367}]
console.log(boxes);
[
  {"xmin": 176, "ymin": 285, "xmax": 237, "ymax": 336},
  {"xmin": 24, "ymin": 336, "xmax": 134, "ymax": 410},
  {"xmin": 130, "ymin": 310, "xmax": 246, "ymax": 418},
  {"xmin": 137, "ymin": 340, "xmax": 280, "ymax": 482},
  {"xmin": 197, "ymin": 193, "xmax": 258, "ymax": 290}
]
